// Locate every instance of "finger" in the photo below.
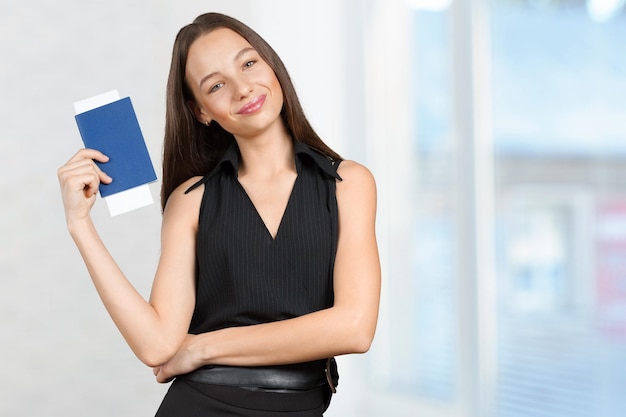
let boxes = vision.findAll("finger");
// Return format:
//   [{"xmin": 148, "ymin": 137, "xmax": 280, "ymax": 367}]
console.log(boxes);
[
  {"xmin": 58, "ymin": 159, "xmax": 104, "ymax": 193},
  {"xmin": 91, "ymin": 161, "xmax": 113, "ymax": 184},
  {"xmin": 58, "ymin": 160, "xmax": 100, "ymax": 184},
  {"xmin": 61, "ymin": 171, "xmax": 101, "ymax": 198},
  {"xmin": 59, "ymin": 155, "xmax": 112, "ymax": 185},
  {"xmin": 65, "ymin": 148, "xmax": 109, "ymax": 165},
  {"xmin": 154, "ymin": 369, "xmax": 170, "ymax": 384},
  {"xmin": 157, "ymin": 373, "xmax": 174, "ymax": 384}
]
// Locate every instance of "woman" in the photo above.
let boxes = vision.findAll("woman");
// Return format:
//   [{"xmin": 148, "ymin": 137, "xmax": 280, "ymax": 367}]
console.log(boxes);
[{"xmin": 57, "ymin": 12, "xmax": 380, "ymax": 416}]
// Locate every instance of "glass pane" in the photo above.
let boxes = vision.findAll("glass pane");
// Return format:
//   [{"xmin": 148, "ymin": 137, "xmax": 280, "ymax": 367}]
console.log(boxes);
[
  {"xmin": 395, "ymin": 8, "xmax": 458, "ymax": 401},
  {"xmin": 492, "ymin": 2, "xmax": 626, "ymax": 416}
]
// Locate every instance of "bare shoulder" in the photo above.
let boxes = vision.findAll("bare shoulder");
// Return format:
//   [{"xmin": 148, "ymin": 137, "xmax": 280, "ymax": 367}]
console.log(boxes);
[
  {"xmin": 336, "ymin": 160, "xmax": 377, "ymax": 196},
  {"xmin": 335, "ymin": 160, "xmax": 377, "ymax": 222},
  {"xmin": 162, "ymin": 176, "xmax": 205, "ymax": 226}
]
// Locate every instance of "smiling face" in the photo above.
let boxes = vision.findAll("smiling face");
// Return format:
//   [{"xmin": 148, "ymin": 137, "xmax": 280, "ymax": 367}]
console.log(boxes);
[{"xmin": 185, "ymin": 28, "xmax": 285, "ymax": 140}]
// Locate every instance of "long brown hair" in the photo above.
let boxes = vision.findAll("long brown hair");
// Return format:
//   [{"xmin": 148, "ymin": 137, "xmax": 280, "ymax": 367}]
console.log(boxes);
[{"xmin": 161, "ymin": 12, "xmax": 341, "ymax": 210}]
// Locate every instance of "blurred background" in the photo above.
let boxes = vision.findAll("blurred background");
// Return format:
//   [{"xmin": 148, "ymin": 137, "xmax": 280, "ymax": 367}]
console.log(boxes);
[{"xmin": 1, "ymin": 0, "xmax": 625, "ymax": 416}]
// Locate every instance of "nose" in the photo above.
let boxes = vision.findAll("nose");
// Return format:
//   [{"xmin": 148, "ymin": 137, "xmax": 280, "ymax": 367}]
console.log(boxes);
[{"xmin": 234, "ymin": 78, "xmax": 253, "ymax": 100}]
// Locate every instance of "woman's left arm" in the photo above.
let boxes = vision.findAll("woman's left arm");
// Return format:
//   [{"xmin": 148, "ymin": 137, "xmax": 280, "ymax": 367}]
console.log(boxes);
[{"xmin": 154, "ymin": 160, "xmax": 381, "ymax": 382}]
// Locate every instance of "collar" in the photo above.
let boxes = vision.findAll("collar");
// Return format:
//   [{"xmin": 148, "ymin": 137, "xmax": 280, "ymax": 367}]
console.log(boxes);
[
  {"xmin": 207, "ymin": 140, "xmax": 342, "ymax": 181},
  {"xmin": 294, "ymin": 141, "xmax": 342, "ymax": 180}
]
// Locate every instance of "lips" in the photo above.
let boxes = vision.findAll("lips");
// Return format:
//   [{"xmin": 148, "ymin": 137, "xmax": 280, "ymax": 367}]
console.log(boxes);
[{"xmin": 236, "ymin": 94, "xmax": 266, "ymax": 115}]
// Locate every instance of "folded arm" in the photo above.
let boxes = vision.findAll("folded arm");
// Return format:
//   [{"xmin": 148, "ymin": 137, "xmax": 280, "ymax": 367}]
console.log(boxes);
[{"xmin": 155, "ymin": 160, "xmax": 381, "ymax": 382}]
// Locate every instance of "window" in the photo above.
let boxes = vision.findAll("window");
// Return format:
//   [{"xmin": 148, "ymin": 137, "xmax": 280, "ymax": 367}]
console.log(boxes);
[
  {"xmin": 492, "ymin": 2, "xmax": 626, "ymax": 416},
  {"xmin": 363, "ymin": 1, "xmax": 626, "ymax": 416}
]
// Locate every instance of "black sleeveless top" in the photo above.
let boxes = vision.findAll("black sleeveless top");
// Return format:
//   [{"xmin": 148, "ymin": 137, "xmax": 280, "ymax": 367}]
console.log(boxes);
[{"xmin": 185, "ymin": 141, "xmax": 342, "ymax": 335}]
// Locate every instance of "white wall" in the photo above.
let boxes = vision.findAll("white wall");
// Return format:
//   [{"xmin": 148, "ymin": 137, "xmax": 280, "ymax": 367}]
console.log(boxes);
[{"xmin": 0, "ymin": 0, "xmax": 402, "ymax": 415}]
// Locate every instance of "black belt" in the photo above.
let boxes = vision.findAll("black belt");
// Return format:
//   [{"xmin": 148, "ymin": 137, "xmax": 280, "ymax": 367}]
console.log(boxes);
[{"xmin": 180, "ymin": 358, "xmax": 338, "ymax": 392}]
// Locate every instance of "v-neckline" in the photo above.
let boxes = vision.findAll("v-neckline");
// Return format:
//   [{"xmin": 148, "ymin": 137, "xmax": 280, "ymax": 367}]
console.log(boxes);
[{"xmin": 236, "ymin": 175, "xmax": 299, "ymax": 242}]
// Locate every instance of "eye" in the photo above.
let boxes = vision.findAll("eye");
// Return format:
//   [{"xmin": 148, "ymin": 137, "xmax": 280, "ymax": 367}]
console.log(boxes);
[
  {"xmin": 209, "ymin": 82, "xmax": 224, "ymax": 93},
  {"xmin": 244, "ymin": 60, "xmax": 256, "ymax": 69}
]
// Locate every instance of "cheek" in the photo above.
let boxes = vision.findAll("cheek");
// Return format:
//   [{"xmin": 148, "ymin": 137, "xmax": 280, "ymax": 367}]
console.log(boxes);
[
  {"xmin": 264, "ymin": 74, "xmax": 283, "ymax": 104},
  {"xmin": 269, "ymin": 72, "xmax": 282, "ymax": 91},
  {"xmin": 203, "ymin": 95, "xmax": 231, "ymax": 118},
  {"xmin": 274, "ymin": 85, "xmax": 285, "ymax": 109}
]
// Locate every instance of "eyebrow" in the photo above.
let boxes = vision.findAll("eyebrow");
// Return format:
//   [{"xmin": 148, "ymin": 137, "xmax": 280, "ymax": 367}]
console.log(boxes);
[{"xmin": 198, "ymin": 47, "xmax": 256, "ymax": 89}]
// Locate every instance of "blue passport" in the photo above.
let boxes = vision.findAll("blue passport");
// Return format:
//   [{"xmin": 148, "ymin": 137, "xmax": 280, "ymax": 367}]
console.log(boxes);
[{"xmin": 74, "ymin": 97, "xmax": 157, "ymax": 198}]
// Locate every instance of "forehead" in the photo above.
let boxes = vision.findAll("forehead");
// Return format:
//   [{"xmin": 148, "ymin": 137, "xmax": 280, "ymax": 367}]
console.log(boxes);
[{"xmin": 187, "ymin": 28, "xmax": 252, "ymax": 67}]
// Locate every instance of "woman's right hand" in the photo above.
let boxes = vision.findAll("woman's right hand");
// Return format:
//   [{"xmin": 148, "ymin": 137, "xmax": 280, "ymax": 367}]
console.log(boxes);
[
  {"xmin": 153, "ymin": 334, "xmax": 203, "ymax": 383},
  {"xmin": 57, "ymin": 148, "xmax": 112, "ymax": 225}
]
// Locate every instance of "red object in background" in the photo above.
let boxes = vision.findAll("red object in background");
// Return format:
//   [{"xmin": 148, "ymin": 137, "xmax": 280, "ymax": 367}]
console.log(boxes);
[{"xmin": 596, "ymin": 199, "xmax": 626, "ymax": 340}]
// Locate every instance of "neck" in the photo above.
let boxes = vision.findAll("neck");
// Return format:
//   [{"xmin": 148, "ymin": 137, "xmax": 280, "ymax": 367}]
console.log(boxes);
[{"xmin": 235, "ymin": 122, "xmax": 295, "ymax": 179}]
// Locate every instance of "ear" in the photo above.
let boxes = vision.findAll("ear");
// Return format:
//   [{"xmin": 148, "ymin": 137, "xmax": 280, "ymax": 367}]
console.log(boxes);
[{"xmin": 186, "ymin": 100, "xmax": 211, "ymax": 125}]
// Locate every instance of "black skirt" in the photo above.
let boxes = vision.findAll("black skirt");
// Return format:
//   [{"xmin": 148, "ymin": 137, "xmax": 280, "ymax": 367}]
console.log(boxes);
[{"xmin": 154, "ymin": 378, "xmax": 331, "ymax": 417}]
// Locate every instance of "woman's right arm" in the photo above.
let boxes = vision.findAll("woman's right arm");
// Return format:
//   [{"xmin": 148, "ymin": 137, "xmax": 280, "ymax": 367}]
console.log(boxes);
[{"xmin": 57, "ymin": 149, "xmax": 199, "ymax": 367}]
